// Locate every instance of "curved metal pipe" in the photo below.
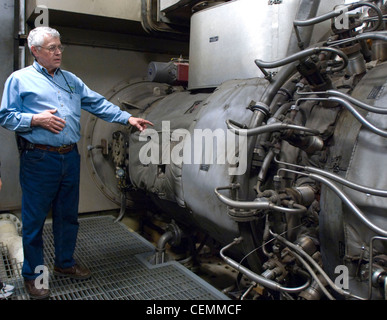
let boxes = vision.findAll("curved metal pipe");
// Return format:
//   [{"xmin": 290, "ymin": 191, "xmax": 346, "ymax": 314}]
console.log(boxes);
[
  {"xmin": 296, "ymin": 96, "xmax": 387, "ymax": 138},
  {"xmin": 298, "ymin": 89, "xmax": 387, "ymax": 114},
  {"xmin": 270, "ymin": 230, "xmax": 365, "ymax": 300},
  {"xmin": 326, "ymin": 31, "xmax": 387, "ymax": 48},
  {"xmin": 214, "ymin": 186, "xmax": 307, "ymax": 214},
  {"xmin": 368, "ymin": 236, "xmax": 387, "ymax": 299},
  {"xmin": 114, "ymin": 192, "xmax": 127, "ymax": 223},
  {"xmin": 288, "ymin": 250, "xmax": 335, "ymax": 300},
  {"xmin": 256, "ymin": 149, "xmax": 275, "ymax": 193},
  {"xmin": 220, "ymin": 238, "xmax": 311, "ymax": 293},
  {"xmin": 226, "ymin": 119, "xmax": 320, "ymax": 137},
  {"xmin": 276, "ymin": 159, "xmax": 387, "ymax": 197},
  {"xmin": 294, "ymin": 2, "xmax": 382, "ymax": 32},
  {"xmin": 255, "ymin": 47, "xmax": 348, "ymax": 74},
  {"xmin": 325, "ymin": 96, "xmax": 387, "ymax": 137},
  {"xmin": 278, "ymin": 168, "xmax": 387, "ymax": 237},
  {"xmin": 294, "ymin": 8, "xmax": 342, "ymax": 27},
  {"xmin": 260, "ymin": 63, "xmax": 299, "ymax": 107},
  {"xmin": 155, "ymin": 231, "xmax": 174, "ymax": 264},
  {"xmin": 355, "ymin": 31, "xmax": 387, "ymax": 42},
  {"xmin": 327, "ymin": 90, "xmax": 387, "ymax": 114}
]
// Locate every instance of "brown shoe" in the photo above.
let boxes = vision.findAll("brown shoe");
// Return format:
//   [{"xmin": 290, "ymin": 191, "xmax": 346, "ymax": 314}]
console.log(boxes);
[
  {"xmin": 53, "ymin": 264, "xmax": 91, "ymax": 280},
  {"xmin": 24, "ymin": 279, "xmax": 50, "ymax": 300}
]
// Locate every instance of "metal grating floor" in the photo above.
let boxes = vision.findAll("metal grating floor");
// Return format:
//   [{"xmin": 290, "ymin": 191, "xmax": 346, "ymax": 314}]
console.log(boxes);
[{"xmin": 1, "ymin": 216, "xmax": 228, "ymax": 300}]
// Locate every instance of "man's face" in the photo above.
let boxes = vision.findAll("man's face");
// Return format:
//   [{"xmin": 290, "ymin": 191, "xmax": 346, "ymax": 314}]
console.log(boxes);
[{"xmin": 32, "ymin": 35, "xmax": 62, "ymax": 72}]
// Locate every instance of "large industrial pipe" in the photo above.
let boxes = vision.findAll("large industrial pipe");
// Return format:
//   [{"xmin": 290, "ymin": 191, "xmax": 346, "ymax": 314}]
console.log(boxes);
[{"xmin": 0, "ymin": 214, "xmax": 23, "ymax": 265}]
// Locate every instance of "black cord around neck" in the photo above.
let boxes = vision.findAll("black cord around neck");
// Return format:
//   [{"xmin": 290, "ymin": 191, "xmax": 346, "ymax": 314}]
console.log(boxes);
[{"xmin": 33, "ymin": 64, "xmax": 74, "ymax": 94}]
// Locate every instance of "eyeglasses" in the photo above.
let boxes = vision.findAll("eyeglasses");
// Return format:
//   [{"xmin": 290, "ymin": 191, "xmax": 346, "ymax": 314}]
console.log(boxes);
[{"xmin": 38, "ymin": 45, "xmax": 65, "ymax": 53}]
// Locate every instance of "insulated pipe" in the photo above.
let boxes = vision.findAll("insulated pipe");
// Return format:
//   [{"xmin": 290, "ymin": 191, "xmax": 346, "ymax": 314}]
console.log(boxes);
[
  {"xmin": 0, "ymin": 215, "xmax": 23, "ymax": 265},
  {"xmin": 219, "ymin": 238, "xmax": 311, "ymax": 293}
]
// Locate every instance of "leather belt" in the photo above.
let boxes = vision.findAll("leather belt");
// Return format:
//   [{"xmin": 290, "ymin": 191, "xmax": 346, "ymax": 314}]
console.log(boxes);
[{"xmin": 34, "ymin": 144, "xmax": 75, "ymax": 154}]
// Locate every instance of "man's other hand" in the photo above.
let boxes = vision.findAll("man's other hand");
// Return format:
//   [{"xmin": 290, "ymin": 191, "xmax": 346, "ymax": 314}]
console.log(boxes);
[{"xmin": 31, "ymin": 109, "xmax": 66, "ymax": 134}]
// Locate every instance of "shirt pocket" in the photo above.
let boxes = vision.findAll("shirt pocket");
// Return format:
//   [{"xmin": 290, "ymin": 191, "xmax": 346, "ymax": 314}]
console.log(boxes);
[
  {"xmin": 61, "ymin": 93, "xmax": 81, "ymax": 118},
  {"xmin": 71, "ymin": 93, "xmax": 82, "ymax": 117}
]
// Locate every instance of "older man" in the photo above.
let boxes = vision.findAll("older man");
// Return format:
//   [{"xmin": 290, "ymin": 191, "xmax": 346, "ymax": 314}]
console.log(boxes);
[{"xmin": 0, "ymin": 27, "xmax": 153, "ymax": 299}]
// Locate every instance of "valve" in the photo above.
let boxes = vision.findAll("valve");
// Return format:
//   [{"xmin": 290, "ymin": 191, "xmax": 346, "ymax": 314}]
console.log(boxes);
[{"xmin": 87, "ymin": 138, "xmax": 108, "ymax": 156}]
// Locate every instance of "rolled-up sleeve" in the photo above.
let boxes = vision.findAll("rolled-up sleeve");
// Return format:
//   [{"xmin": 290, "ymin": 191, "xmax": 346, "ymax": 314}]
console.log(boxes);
[{"xmin": 0, "ymin": 75, "xmax": 33, "ymax": 132}]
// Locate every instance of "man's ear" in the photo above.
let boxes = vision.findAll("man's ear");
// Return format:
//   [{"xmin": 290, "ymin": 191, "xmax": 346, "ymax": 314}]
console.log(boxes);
[{"xmin": 30, "ymin": 46, "xmax": 38, "ymax": 58}]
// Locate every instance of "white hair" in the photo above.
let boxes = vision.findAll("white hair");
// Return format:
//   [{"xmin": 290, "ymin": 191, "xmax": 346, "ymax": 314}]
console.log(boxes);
[{"xmin": 27, "ymin": 27, "xmax": 60, "ymax": 52}]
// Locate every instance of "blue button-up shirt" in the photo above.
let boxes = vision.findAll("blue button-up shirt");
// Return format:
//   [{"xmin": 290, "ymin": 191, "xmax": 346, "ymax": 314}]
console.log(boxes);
[{"xmin": 0, "ymin": 61, "xmax": 132, "ymax": 146}]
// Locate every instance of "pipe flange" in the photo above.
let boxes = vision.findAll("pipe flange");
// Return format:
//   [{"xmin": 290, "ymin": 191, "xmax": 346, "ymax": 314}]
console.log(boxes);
[
  {"xmin": 166, "ymin": 221, "xmax": 182, "ymax": 246},
  {"xmin": 248, "ymin": 102, "xmax": 271, "ymax": 118},
  {"xmin": 372, "ymin": 268, "xmax": 387, "ymax": 288},
  {"xmin": 0, "ymin": 213, "xmax": 22, "ymax": 235}
]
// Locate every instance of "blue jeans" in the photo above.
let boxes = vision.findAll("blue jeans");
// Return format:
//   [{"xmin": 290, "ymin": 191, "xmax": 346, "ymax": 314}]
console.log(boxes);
[{"xmin": 19, "ymin": 147, "xmax": 80, "ymax": 280}]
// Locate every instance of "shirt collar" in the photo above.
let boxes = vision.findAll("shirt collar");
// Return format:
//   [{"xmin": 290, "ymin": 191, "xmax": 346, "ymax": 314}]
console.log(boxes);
[{"xmin": 33, "ymin": 60, "xmax": 61, "ymax": 76}]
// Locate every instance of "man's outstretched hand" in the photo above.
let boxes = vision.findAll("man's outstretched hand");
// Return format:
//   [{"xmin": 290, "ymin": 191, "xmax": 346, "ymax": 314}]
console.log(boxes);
[{"xmin": 128, "ymin": 117, "xmax": 154, "ymax": 132}]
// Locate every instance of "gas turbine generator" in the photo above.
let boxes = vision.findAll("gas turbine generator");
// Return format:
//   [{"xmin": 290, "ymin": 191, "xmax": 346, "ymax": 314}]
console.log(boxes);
[{"xmin": 86, "ymin": 0, "xmax": 387, "ymax": 300}]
